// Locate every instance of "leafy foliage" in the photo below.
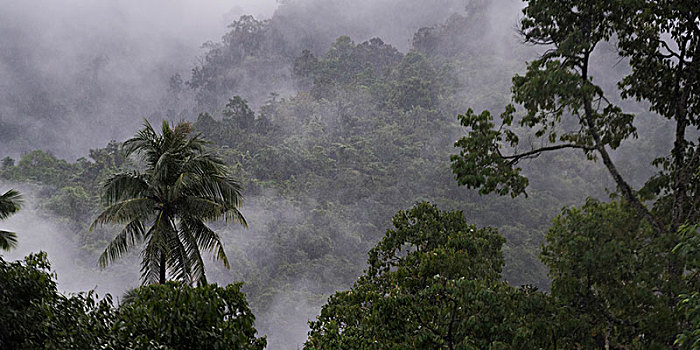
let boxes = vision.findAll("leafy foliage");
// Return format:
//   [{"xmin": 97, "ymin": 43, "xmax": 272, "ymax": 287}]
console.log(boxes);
[
  {"xmin": 0, "ymin": 252, "xmax": 57, "ymax": 348},
  {"xmin": 542, "ymin": 199, "xmax": 686, "ymax": 347},
  {"xmin": 450, "ymin": 0, "xmax": 682, "ymax": 235},
  {"xmin": 673, "ymin": 224, "xmax": 700, "ymax": 349},
  {"xmin": 676, "ymin": 292, "xmax": 700, "ymax": 349},
  {"xmin": 1, "ymin": 253, "xmax": 117, "ymax": 349},
  {"xmin": 448, "ymin": 0, "xmax": 700, "ymax": 347},
  {"xmin": 451, "ymin": 108, "xmax": 528, "ymax": 197},
  {"xmin": 306, "ymin": 202, "xmax": 557, "ymax": 349},
  {"xmin": 4, "ymin": 2, "xmax": 686, "ymax": 346},
  {"xmin": 114, "ymin": 282, "xmax": 266, "ymax": 350},
  {"xmin": 0, "ymin": 13, "xmax": 618, "ymax": 344},
  {"xmin": 1, "ymin": 252, "xmax": 265, "ymax": 349}
]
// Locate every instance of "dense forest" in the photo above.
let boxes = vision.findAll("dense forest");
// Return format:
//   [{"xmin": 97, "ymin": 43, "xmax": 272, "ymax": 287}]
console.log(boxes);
[{"xmin": 1, "ymin": 0, "xmax": 698, "ymax": 349}]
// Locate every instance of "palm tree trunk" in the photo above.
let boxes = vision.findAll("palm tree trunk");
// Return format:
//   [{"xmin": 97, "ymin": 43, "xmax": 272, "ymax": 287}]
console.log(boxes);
[{"xmin": 159, "ymin": 251, "xmax": 166, "ymax": 284}]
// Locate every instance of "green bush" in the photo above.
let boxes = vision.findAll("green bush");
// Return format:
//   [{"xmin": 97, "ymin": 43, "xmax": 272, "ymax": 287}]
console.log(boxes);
[{"xmin": 0, "ymin": 253, "xmax": 265, "ymax": 349}]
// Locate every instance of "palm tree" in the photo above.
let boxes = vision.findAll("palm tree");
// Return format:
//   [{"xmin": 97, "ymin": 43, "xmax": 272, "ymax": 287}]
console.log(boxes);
[
  {"xmin": 91, "ymin": 120, "xmax": 246, "ymax": 284},
  {"xmin": 0, "ymin": 189, "xmax": 23, "ymax": 251}
]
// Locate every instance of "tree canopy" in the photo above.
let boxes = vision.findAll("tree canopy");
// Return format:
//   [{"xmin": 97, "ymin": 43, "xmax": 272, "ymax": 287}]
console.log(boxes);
[
  {"xmin": 306, "ymin": 202, "xmax": 557, "ymax": 349},
  {"xmin": 1, "ymin": 0, "xmax": 699, "ymax": 347}
]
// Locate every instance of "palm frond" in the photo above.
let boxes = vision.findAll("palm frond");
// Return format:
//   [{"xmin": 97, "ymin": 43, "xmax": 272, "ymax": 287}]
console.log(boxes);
[
  {"xmin": 182, "ymin": 135, "xmax": 207, "ymax": 154},
  {"xmin": 91, "ymin": 197, "xmax": 155, "ymax": 229},
  {"xmin": 141, "ymin": 224, "xmax": 167, "ymax": 285},
  {"xmin": 178, "ymin": 219, "xmax": 208, "ymax": 284},
  {"xmin": 123, "ymin": 119, "xmax": 158, "ymax": 157},
  {"xmin": 222, "ymin": 207, "xmax": 247, "ymax": 227},
  {"xmin": 141, "ymin": 245, "xmax": 162, "ymax": 285},
  {"xmin": 181, "ymin": 197, "xmax": 226, "ymax": 220},
  {"xmin": 183, "ymin": 217, "xmax": 230, "ymax": 269},
  {"xmin": 0, "ymin": 189, "xmax": 22, "ymax": 220},
  {"xmin": 182, "ymin": 153, "xmax": 228, "ymax": 177},
  {"xmin": 101, "ymin": 172, "xmax": 149, "ymax": 205},
  {"xmin": 0, "ymin": 230, "xmax": 18, "ymax": 251},
  {"xmin": 98, "ymin": 219, "xmax": 145, "ymax": 268},
  {"xmin": 151, "ymin": 151, "xmax": 173, "ymax": 184},
  {"xmin": 161, "ymin": 119, "xmax": 174, "ymax": 141},
  {"xmin": 218, "ymin": 177, "xmax": 245, "ymax": 205},
  {"xmin": 165, "ymin": 221, "xmax": 193, "ymax": 283},
  {"xmin": 172, "ymin": 173, "xmax": 188, "ymax": 200},
  {"xmin": 191, "ymin": 176, "xmax": 244, "ymax": 205}
]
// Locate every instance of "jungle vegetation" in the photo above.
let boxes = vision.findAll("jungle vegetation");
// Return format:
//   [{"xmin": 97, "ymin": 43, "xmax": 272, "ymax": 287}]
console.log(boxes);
[{"xmin": 0, "ymin": 0, "xmax": 698, "ymax": 348}]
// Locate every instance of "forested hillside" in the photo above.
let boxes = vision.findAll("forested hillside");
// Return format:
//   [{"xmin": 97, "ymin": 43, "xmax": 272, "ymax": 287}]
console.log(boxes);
[{"xmin": 1, "ymin": 0, "xmax": 698, "ymax": 349}]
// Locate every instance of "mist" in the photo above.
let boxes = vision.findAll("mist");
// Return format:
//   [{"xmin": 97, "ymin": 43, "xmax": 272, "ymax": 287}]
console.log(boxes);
[
  {"xmin": 0, "ymin": 180, "xmax": 140, "ymax": 294},
  {"xmin": 1, "ymin": 0, "xmax": 652, "ymax": 349},
  {"xmin": 0, "ymin": 0, "xmax": 528, "ymax": 160},
  {"xmin": 0, "ymin": 0, "xmax": 277, "ymax": 159}
]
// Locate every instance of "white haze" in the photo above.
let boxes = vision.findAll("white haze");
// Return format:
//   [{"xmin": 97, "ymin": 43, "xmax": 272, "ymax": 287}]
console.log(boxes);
[
  {"xmin": 0, "ymin": 0, "xmax": 278, "ymax": 159},
  {"xmin": 1, "ymin": 181, "xmax": 141, "ymax": 295}
]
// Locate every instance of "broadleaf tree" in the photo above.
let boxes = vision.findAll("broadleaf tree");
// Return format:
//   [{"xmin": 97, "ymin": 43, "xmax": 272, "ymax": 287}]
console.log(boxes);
[
  {"xmin": 1, "ymin": 252, "xmax": 266, "ymax": 349},
  {"xmin": 114, "ymin": 282, "xmax": 266, "ymax": 350},
  {"xmin": 451, "ymin": 0, "xmax": 699, "ymax": 235},
  {"xmin": 450, "ymin": 0, "xmax": 700, "ymax": 346},
  {"xmin": 305, "ymin": 202, "xmax": 558, "ymax": 349},
  {"xmin": 542, "ymin": 199, "xmax": 681, "ymax": 347}
]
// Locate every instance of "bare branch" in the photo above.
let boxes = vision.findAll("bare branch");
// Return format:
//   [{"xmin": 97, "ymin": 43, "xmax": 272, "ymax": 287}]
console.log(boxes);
[{"xmin": 503, "ymin": 143, "xmax": 594, "ymax": 163}]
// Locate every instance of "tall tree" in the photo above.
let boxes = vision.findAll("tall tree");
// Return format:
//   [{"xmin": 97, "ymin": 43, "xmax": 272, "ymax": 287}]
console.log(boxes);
[
  {"xmin": 449, "ymin": 0, "xmax": 699, "ymax": 346},
  {"xmin": 615, "ymin": 0, "xmax": 700, "ymax": 234},
  {"xmin": 91, "ymin": 120, "xmax": 246, "ymax": 284},
  {"xmin": 450, "ymin": 0, "xmax": 699, "ymax": 238},
  {"xmin": 0, "ymin": 189, "xmax": 22, "ymax": 251}
]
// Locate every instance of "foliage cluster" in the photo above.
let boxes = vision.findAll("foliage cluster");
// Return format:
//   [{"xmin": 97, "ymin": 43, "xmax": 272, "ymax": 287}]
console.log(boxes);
[
  {"xmin": 0, "ymin": 188, "xmax": 22, "ymax": 249},
  {"xmin": 307, "ymin": 199, "xmax": 698, "ymax": 349},
  {"xmin": 306, "ymin": 203, "xmax": 556, "ymax": 349},
  {"xmin": 0, "ymin": 252, "xmax": 265, "ymax": 349},
  {"xmin": 446, "ymin": 0, "xmax": 700, "ymax": 347}
]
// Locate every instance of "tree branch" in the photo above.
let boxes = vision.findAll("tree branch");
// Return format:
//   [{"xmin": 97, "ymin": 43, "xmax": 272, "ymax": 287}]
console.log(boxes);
[
  {"xmin": 503, "ymin": 143, "xmax": 594, "ymax": 163},
  {"xmin": 671, "ymin": 35, "xmax": 693, "ymax": 231},
  {"xmin": 579, "ymin": 52, "xmax": 666, "ymax": 236},
  {"xmin": 658, "ymin": 39, "xmax": 683, "ymax": 60}
]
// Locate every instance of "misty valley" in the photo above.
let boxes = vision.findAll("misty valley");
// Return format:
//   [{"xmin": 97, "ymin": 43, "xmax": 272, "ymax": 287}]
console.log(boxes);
[{"xmin": 1, "ymin": 0, "xmax": 699, "ymax": 349}]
